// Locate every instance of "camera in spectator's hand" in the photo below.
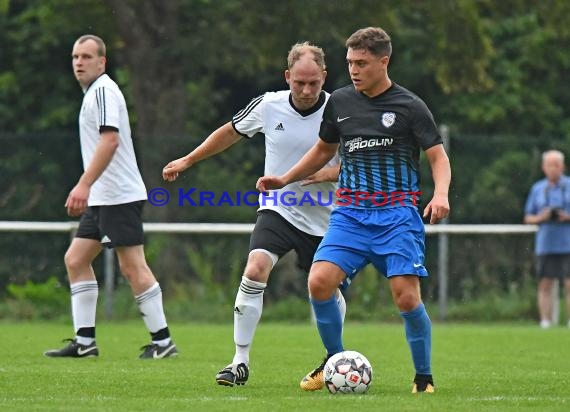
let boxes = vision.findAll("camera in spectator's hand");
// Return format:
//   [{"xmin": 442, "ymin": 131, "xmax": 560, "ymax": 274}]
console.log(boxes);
[{"xmin": 551, "ymin": 208, "xmax": 563, "ymax": 221}]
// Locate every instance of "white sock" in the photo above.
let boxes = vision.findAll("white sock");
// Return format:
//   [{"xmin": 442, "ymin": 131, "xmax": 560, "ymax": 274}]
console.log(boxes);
[
  {"xmin": 234, "ymin": 344, "xmax": 249, "ymax": 364},
  {"xmin": 336, "ymin": 289, "xmax": 347, "ymax": 323},
  {"xmin": 135, "ymin": 283, "xmax": 170, "ymax": 344},
  {"xmin": 233, "ymin": 276, "xmax": 266, "ymax": 364},
  {"xmin": 71, "ymin": 280, "xmax": 98, "ymax": 345}
]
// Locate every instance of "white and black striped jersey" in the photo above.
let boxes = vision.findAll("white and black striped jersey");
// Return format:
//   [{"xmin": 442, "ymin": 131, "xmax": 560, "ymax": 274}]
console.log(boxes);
[
  {"xmin": 232, "ymin": 90, "xmax": 338, "ymax": 236},
  {"xmin": 79, "ymin": 74, "xmax": 147, "ymax": 206}
]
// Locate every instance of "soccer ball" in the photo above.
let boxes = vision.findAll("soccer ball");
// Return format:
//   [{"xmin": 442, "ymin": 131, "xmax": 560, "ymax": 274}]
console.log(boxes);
[{"xmin": 323, "ymin": 350, "xmax": 373, "ymax": 394}]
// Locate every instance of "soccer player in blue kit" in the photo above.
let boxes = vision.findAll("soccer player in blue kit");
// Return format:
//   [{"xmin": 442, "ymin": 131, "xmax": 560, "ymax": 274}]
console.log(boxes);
[{"xmin": 257, "ymin": 27, "xmax": 451, "ymax": 393}]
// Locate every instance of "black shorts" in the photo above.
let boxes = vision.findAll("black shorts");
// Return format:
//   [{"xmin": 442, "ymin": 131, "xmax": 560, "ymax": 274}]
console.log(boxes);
[
  {"xmin": 536, "ymin": 254, "xmax": 570, "ymax": 279},
  {"xmin": 75, "ymin": 201, "xmax": 145, "ymax": 248},
  {"xmin": 249, "ymin": 210, "xmax": 323, "ymax": 272}
]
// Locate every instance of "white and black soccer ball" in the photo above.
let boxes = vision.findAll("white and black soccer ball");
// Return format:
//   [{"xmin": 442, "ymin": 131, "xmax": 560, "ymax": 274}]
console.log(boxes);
[{"xmin": 323, "ymin": 350, "xmax": 373, "ymax": 394}]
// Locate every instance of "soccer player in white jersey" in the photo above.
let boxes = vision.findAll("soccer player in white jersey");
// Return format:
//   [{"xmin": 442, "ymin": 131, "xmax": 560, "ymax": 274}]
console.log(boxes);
[
  {"xmin": 44, "ymin": 35, "xmax": 177, "ymax": 359},
  {"xmin": 162, "ymin": 42, "xmax": 346, "ymax": 387}
]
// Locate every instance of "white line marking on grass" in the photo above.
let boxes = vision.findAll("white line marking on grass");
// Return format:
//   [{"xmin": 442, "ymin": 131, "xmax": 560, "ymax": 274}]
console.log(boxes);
[{"xmin": 465, "ymin": 396, "xmax": 568, "ymax": 402}]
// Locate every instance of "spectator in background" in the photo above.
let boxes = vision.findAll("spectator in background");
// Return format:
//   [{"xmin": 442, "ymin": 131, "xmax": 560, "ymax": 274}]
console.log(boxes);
[{"xmin": 524, "ymin": 150, "xmax": 570, "ymax": 328}]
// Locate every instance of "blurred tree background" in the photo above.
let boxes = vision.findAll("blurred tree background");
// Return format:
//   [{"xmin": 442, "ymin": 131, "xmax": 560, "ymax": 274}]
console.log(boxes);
[{"xmin": 2, "ymin": 0, "xmax": 570, "ymax": 321}]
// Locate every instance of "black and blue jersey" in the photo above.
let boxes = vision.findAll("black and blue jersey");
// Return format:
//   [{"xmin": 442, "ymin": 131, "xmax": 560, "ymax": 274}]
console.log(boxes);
[{"xmin": 319, "ymin": 83, "xmax": 442, "ymax": 209}]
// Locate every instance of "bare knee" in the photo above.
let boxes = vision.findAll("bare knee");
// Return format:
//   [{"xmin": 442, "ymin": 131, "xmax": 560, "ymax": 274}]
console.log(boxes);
[
  {"xmin": 63, "ymin": 239, "xmax": 101, "ymax": 282},
  {"xmin": 308, "ymin": 263, "xmax": 344, "ymax": 300},
  {"xmin": 243, "ymin": 252, "xmax": 274, "ymax": 283},
  {"xmin": 390, "ymin": 276, "xmax": 421, "ymax": 312},
  {"xmin": 64, "ymin": 250, "xmax": 90, "ymax": 280},
  {"xmin": 393, "ymin": 291, "xmax": 420, "ymax": 312},
  {"xmin": 243, "ymin": 261, "xmax": 267, "ymax": 282},
  {"xmin": 538, "ymin": 278, "xmax": 554, "ymax": 293},
  {"xmin": 64, "ymin": 250, "xmax": 80, "ymax": 273},
  {"xmin": 308, "ymin": 274, "xmax": 329, "ymax": 299}
]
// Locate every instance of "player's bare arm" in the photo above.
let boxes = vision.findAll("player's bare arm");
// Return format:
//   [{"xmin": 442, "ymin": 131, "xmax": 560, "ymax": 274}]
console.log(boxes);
[
  {"xmin": 65, "ymin": 131, "xmax": 119, "ymax": 217},
  {"xmin": 162, "ymin": 122, "xmax": 242, "ymax": 182},
  {"xmin": 256, "ymin": 139, "xmax": 339, "ymax": 193},
  {"xmin": 301, "ymin": 164, "xmax": 340, "ymax": 186},
  {"xmin": 423, "ymin": 144, "xmax": 451, "ymax": 224}
]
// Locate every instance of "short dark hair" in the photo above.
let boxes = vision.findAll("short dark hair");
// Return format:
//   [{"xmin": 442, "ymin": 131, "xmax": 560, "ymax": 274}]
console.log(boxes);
[
  {"xmin": 346, "ymin": 27, "xmax": 392, "ymax": 58},
  {"xmin": 75, "ymin": 34, "xmax": 106, "ymax": 57}
]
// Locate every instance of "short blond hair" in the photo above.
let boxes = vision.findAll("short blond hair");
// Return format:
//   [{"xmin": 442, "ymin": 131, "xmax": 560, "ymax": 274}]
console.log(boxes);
[{"xmin": 287, "ymin": 42, "xmax": 326, "ymax": 70}]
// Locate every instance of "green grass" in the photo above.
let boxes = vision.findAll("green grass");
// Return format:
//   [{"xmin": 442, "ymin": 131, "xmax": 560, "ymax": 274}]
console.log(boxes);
[{"xmin": 0, "ymin": 321, "xmax": 569, "ymax": 411}]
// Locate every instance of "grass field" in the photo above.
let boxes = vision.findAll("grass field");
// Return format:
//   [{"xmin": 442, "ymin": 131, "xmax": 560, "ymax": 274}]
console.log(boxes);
[{"xmin": 0, "ymin": 321, "xmax": 569, "ymax": 411}]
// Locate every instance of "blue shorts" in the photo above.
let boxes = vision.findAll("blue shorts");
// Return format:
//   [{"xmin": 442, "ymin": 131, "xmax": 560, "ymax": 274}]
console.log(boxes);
[{"xmin": 313, "ymin": 206, "xmax": 428, "ymax": 289}]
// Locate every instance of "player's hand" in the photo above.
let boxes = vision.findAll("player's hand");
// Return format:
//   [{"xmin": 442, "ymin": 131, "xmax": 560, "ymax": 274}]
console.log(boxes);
[
  {"xmin": 423, "ymin": 193, "xmax": 450, "ymax": 224},
  {"xmin": 65, "ymin": 182, "xmax": 90, "ymax": 217},
  {"xmin": 162, "ymin": 158, "xmax": 190, "ymax": 182},
  {"xmin": 256, "ymin": 176, "xmax": 287, "ymax": 194}
]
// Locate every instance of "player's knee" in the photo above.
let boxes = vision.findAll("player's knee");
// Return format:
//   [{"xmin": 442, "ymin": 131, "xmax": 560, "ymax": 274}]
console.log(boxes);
[
  {"xmin": 394, "ymin": 291, "xmax": 420, "ymax": 312},
  {"xmin": 538, "ymin": 279, "xmax": 554, "ymax": 292},
  {"xmin": 64, "ymin": 250, "xmax": 85, "ymax": 274},
  {"xmin": 244, "ymin": 251, "xmax": 274, "ymax": 282},
  {"xmin": 243, "ymin": 263, "xmax": 268, "ymax": 282},
  {"xmin": 308, "ymin": 273, "xmax": 335, "ymax": 300}
]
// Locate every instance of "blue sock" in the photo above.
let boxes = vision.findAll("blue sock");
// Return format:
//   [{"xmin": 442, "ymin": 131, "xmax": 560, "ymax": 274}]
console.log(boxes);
[
  {"xmin": 400, "ymin": 303, "xmax": 431, "ymax": 375},
  {"xmin": 311, "ymin": 295, "xmax": 344, "ymax": 355}
]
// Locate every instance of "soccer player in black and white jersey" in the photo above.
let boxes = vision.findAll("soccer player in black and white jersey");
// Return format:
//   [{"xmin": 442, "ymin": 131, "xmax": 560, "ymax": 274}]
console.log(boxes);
[
  {"xmin": 257, "ymin": 27, "xmax": 451, "ymax": 394},
  {"xmin": 162, "ymin": 42, "xmax": 346, "ymax": 387},
  {"xmin": 44, "ymin": 35, "xmax": 177, "ymax": 359}
]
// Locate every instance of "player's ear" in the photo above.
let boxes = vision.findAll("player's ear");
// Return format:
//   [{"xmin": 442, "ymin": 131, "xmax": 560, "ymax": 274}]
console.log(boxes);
[
  {"xmin": 284, "ymin": 69, "xmax": 291, "ymax": 84},
  {"xmin": 322, "ymin": 70, "xmax": 328, "ymax": 81}
]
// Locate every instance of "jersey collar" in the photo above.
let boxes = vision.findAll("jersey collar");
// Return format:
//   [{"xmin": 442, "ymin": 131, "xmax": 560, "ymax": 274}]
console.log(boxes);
[
  {"xmin": 289, "ymin": 91, "xmax": 326, "ymax": 117},
  {"xmin": 360, "ymin": 81, "xmax": 395, "ymax": 100},
  {"xmin": 83, "ymin": 73, "xmax": 107, "ymax": 94}
]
